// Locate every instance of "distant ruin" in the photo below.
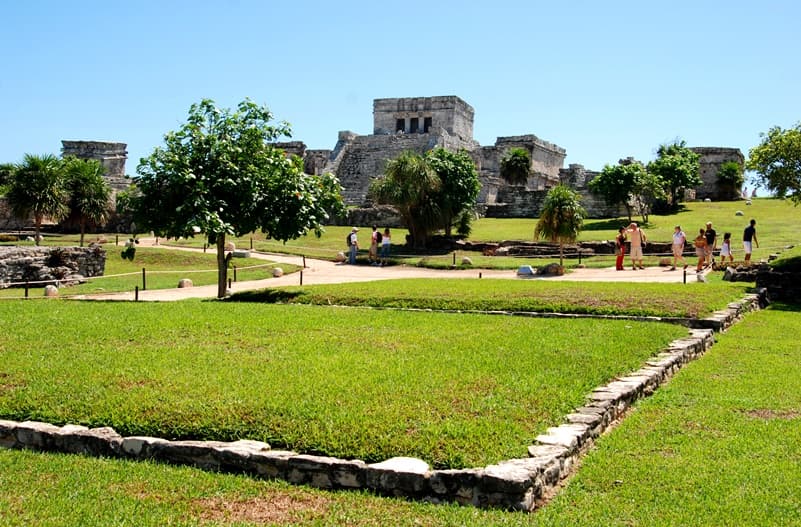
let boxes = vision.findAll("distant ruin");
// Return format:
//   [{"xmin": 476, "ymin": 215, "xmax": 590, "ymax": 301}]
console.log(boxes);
[{"xmin": 61, "ymin": 141, "xmax": 130, "ymax": 193}]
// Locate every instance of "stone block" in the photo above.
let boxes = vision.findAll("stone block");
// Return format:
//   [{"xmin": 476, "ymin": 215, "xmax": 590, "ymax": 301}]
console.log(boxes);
[
  {"xmin": 367, "ymin": 457, "xmax": 431, "ymax": 495},
  {"xmin": 429, "ymin": 469, "xmax": 481, "ymax": 502},
  {"xmin": 177, "ymin": 278, "xmax": 193, "ymax": 288},
  {"xmin": 44, "ymin": 285, "xmax": 59, "ymax": 297},
  {"xmin": 16, "ymin": 421, "xmax": 62, "ymax": 449},
  {"xmin": 121, "ymin": 436, "xmax": 169, "ymax": 458},
  {"xmin": 0, "ymin": 419, "xmax": 18, "ymax": 448},
  {"xmin": 54, "ymin": 425, "xmax": 122, "ymax": 457},
  {"xmin": 516, "ymin": 265, "xmax": 536, "ymax": 277},
  {"xmin": 272, "ymin": 267, "xmax": 284, "ymax": 277},
  {"xmin": 231, "ymin": 250, "xmax": 250, "ymax": 258}
]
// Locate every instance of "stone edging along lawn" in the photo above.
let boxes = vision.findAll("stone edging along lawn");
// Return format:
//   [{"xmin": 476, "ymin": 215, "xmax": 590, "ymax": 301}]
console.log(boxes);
[{"xmin": 0, "ymin": 292, "xmax": 765, "ymax": 512}]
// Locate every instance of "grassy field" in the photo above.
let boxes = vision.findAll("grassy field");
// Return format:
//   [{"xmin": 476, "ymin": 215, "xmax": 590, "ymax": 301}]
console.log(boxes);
[
  {"xmin": 0, "ymin": 300, "xmax": 686, "ymax": 468},
  {"xmin": 151, "ymin": 197, "xmax": 800, "ymax": 269},
  {"xmin": 0, "ymin": 246, "xmax": 298, "ymax": 299},
  {"xmin": 231, "ymin": 277, "xmax": 751, "ymax": 319},
  {"xmin": 1, "ymin": 305, "xmax": 797, "ymax": 526}
]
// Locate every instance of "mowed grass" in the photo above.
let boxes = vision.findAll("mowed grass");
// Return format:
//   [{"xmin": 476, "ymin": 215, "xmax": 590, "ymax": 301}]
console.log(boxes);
[
  {"xmin": 232, "ymin": 278, "xmax": 751, "ymax": 319},
  {"xmin": 0, "ymin": 300, "xmax": 686, "ymax": 468},
  {"xmin": 1, "ymin": 305, "xmax": 798, "ymax": 525},
  {"xmin": 158, "ymin": 198, "xmax": 801, "ymax": 269},
  {"xmin": 0, "ymin": 247, "xmax": 298, "ymax": 298}
]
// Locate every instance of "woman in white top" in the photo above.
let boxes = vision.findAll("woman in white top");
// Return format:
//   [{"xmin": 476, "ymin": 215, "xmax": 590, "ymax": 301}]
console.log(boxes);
[
  {"xmin": 671, "ymin": 225, "xmax": 687, "ymax": 270},
  {"xmin": 380, "ymin": 228, "xmax": 391, "ymax": 266}
]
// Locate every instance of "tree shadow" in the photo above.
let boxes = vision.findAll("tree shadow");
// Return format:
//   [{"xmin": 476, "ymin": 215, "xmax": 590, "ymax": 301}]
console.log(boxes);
[
  {"xmin": 221, "ymin": 289, "xmax": 303, "ymax": 303},
  {"xmin": 583, "ymin": 218, "xmax": 633, "ymax": 231}
]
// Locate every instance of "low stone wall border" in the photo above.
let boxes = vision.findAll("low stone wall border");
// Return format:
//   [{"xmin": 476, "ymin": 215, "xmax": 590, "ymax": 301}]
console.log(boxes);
[{"xmin": 0, "ymin": 293, "xmax": 764, "ymax": 511}]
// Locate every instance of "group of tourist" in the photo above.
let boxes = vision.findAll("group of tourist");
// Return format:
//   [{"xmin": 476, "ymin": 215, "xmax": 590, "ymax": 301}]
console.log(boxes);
[
  {"xmin": 615, "ymin": 219, "xmax": 759, "ymax": 273},
  {"xmin": 345, "ymin": 225, "xmax": 391, "ymax": 266}
]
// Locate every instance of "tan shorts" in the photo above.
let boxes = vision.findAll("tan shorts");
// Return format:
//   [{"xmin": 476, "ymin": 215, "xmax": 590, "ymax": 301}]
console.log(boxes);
[{"xmin": 630, "ymin": 246, "xmax": 643, "ymax": 259}]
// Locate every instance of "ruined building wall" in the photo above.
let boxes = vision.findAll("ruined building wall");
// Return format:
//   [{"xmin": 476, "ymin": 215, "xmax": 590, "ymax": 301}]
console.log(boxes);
[
  {"xmin": 373, "ymin": 96, "xmax": 474, "ymax": 140},
  {"xmin": 61, "ymin": 141, "xmax": 129, "ymax": 193},
  {"xmin": 690, "ymin": 147, "xmax": 745, "ymax": 201}
]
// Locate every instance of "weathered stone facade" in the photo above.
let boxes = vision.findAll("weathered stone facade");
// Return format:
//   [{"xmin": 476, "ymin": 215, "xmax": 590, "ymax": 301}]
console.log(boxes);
[
  {"xmin": 690, "ymin": 147, "xmax": 745, "ymax": 201},
  {"xmin": 0, "ymin": 245, "xmax": 106, "ymax": 288},
  {"xmin": 61, "ymin": 140, "xmax": 130, "ymax": 193}
]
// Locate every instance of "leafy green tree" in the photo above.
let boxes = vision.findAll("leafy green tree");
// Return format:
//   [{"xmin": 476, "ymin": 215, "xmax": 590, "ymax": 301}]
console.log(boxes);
[
  {"xmin": 715, "ymin": 160, "xmax": 745, "ymax": 200},
  {"xmin": 132, "ymin": 98, "xmax": 344, "ymax": 298},
  {"xmin": 534, "ymin": 184, "xmax": 586, "ymax": 267},
  {"xmin": 747, "ymin": 123, "xmax": 801, "ymax": 204},
  {"xmin": 499, "ymin": 147, "xmax": 531, "ymax": 186},
  {"xmin": 0, "ymin": 162, "xmax": 15, "ymax": 190},
  {"xmin": 647, "ymin": 140, "xmax": 701, "ymax": 209},
  {"xmin": 632, "ymin": 169, "xmax": 666, "ymax": 224},
  {"xmin": 589, "ymin": 159, "xmax": 645, "ymax": 221},
  {"xmin": 425, "ymin": 148, "xmax": 480, "ymax": 237},
  {"xmin": 6, "ymin": 154, "xmax": 69, "ymax": 245},
  {"xmin": 64, "ymin": 157, "xmax": 112, "ymax": 246},
  {"xmin": 371, "ymin": 150, "xmax": 440, "ymax": 248}
]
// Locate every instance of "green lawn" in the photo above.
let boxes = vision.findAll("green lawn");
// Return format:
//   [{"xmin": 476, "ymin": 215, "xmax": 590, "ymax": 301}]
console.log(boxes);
[
  {"xmin": 232, "ymin": 277, "xmax": 751, "ymax": 319},
  {"xmin": 153, "ymin": 198, "xmax": 800, "ymax": 269},
  {"xmin": 0, "ymin": 246, "xmax": 298, "ymax": 298},
  {"xmin": 0, "ymin": 300, "xmax": 686, "ymax": 469},
  {"xmin": 1, "ymin": 305, "xmax": 797, "ymax": 525}
]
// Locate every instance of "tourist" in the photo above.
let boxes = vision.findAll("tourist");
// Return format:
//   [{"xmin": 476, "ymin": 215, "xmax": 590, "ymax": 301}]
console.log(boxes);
[
  {"xmin": 348, "ymin": 227, "xmax": 359, "ymax": 265},
  {"xmin": 626, "ymin": 222, "xmax": 647, "ymax": 270},
  {"xmin": 704, "ymin": 221, "xmax": 717, "ymax": 267},
  {"xmin": 380, "ymin": 227, "xmax": 391, "ymax": 266},
  {"xmin": 369, "ymin": 225, "xmax": 379, "ymax": 265},
  {"xmin": 719, "ymin": 232, "xmax": 734, "ymax": 264},
  {"xmin": 671, "ymin": 225, "xmax": 687, "ymax": 270},
  {"xmin": 614, "ymin": 227, "xmax": 626, "ymax": 271},
  {"xmin": 743, "ymin": 219, "xmax": 759, "ymax": 264},
  {"xmin": 694, "ymin": 228, "xmax": 707, "ymax": 272}
]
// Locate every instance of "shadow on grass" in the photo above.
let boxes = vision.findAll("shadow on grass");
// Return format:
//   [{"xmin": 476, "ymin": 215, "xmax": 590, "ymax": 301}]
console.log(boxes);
[
  {"xmin": 767, "ymin": 302, "xmax": 801, "ymax": 312},
  {"xmin": 224, "ymin": 289, "xmax": 304, "ymax": 303}
]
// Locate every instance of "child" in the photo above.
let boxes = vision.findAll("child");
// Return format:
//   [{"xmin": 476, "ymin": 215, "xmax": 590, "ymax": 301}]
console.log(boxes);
[{"xmin": 719, "ymin": 232, "xmax": 734, "ymax": 264}]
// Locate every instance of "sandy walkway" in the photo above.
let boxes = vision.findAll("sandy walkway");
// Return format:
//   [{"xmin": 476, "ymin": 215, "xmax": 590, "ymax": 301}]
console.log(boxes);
[{"xmin": 80, "ymin": 239, "xmax": 706, "ymax": 301}]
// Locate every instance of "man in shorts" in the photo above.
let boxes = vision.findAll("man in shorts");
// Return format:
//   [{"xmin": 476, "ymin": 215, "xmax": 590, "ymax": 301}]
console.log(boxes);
[
  {"xmin": 704, "ymin": 221, "xmax": 717, "ymax": 267},
  {"xmin": 743, "ymin": 219, "xmax": 759, "ymax": 264},
  {"xmin": 626, "ymin": 222, "xmax": 647, "ymax": 270}
]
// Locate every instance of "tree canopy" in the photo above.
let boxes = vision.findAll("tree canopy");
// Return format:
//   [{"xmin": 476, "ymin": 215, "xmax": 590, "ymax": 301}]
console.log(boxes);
[
  {"xmin": 534, "ymin": 184, "xmax": 586, "ymax": 267},
  {"xmin": 371, "ymin": 148, "xmax": 479, "ymax": 247},
  {"xmin": 131, "ymin": 98, "xmax": 344, "ymax": 298},
  {"xmin": 499, "ymin": 147, "xmax": 531, "ymax": 186},
  {"xmin": 589, "ymin": 159, "xmax": 645, "ymax": 221},
  {"xmin": 64, "ymin": 157, "xmax": 112, "ymax": 246},
  {"xmin": 746, "ymin": 123, "xmax": 801, "ymax": 204},
  {"xmin": 5, "ymin": 153, "xmax": 69, "ymax": 244},
  {"xmin": 646, "ymin": 140, "xmax": 701, "ymax": 209}
]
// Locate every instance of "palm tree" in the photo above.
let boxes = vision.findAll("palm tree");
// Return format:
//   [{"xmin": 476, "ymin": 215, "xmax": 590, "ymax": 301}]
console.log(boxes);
[
  {"xmin": 65, "ymin": 157, "xmax": 112, "ymax": 246},
  {"xmin": 370, "ymin": 150, "xmax": 441, "ymax": 248},
  {"xmin": 534, "ymin": 185, "xmax": 586, "ymax": 267},
  {"xmin": 500, "ymin": 147, "xmax": 531, "ymax": 186},
  {"xmin": 6, "ymin": 154, "xmax": 69, "ymax": 245}
]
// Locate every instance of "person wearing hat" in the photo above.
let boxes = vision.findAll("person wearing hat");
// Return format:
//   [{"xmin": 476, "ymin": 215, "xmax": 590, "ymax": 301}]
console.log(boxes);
[
  {"xmin": 626, "ymin": 222, "xmax": 647, "ymax": 270},
  {"xmin": 704, "ymin": 221, "xmax": 717, "ymax": 267},
  {"xmin": 348, "ymin": 227, "xmax": 359, "ymax": 265}
]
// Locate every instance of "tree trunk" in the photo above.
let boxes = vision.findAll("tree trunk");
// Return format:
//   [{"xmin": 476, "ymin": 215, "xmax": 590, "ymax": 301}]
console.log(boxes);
[
  {"xmin": 559, "ymin": 242, "xmax": 564, "ymax": 268},
  {"xmin": 79, "ymin": 219, "xmax": 86, "ymax": 247},
  {"xmin": 216, "ymin": 235, "xmax": 228, "ymax": 299},
  {"xmin": 34, "ymin": 215, "xmax": 42, "ymax": 246}
]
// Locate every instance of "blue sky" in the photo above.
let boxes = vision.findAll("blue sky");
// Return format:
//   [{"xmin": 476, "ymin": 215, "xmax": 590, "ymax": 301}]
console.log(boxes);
[{"xmin": 2, "ymin": 0, "xmax": 799, "ymax": 189}]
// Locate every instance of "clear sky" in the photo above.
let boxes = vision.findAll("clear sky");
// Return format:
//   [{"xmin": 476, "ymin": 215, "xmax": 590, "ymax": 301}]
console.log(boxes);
[{"xmin": 2, "ymin": 0, "xmax": 799, "ymax": 188}]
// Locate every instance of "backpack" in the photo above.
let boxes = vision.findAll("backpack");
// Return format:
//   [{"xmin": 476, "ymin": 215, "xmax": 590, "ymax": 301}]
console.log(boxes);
[
  {"xmin": 375, "ymin": 231, "xmax": 383, "ymax": 244},
  {"xmin": 346, "ymin": 232, "xmax": 353, "ymax": 247}
]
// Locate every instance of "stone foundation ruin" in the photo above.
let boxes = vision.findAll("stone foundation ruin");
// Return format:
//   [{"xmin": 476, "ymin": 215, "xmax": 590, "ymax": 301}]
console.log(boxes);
[{"xmin": 0, "ymin": 245, "xmax": 106, "ymax": 288}]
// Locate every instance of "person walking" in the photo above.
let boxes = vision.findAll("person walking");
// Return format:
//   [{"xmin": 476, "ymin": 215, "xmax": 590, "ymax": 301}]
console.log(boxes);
[
  {"xmin": 380, "ymin": 227, "xmax": 391, "ymax": 266},
  {"xmin": 626, "ymin": 222, "xmax": 647, "ymax": 270},
  {"xmin": 369, "ymin": 225, "xmax": 379, "ymax": 265},
  {"xmin": 694, "ymin": 228, "xmax": 708, "ymax": 272},
  {"xmin": 719, "ymin": 232, "xmax": 734, "ymax": 264},
  {"xmin": 614, "ymin": 227, "xmax": 627, "ymax": 270},
  {"xmin": 704, "ymin": 221, "xmax": 717, "ymax": 267},
  {"xmin": 743, "ymin": 219, "xmax": 759, "ymax": 264},
  {"xmin": 671, "ymin": 225, "xmax": 687, "ymax": 270},
  {"xmin": 347, "ymin": 227, "xmax": 359, "ymax": 265}
]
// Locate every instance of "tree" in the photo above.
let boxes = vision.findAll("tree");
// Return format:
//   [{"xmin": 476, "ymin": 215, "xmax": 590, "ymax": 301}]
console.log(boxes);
[
  {"xmin": 64, "ymin": 157, "xmax": 112, "ymax": 246},
  {"xmin": 6, "ymin": 153, "xmax": 69, "ymax": 245},
  {"xmin": 747, "ymin": 123, "xmax": 801, "ymax": 204},
  {"xmin": 647, "ymin": 140, "xmax": 701, "ymax": 209},
  {"xmin": 589, "ymin": 159, "xmax": 645, "ymax": 221},
  {"xmin": 425, "ymin": 148, "xmax": 480, "ymax": 237},
  {"xmin": 534, "ymin": 184, "xmax": 586, "ymax": 267},
  {"xmin": 716, "ymin": 161, "xmax": 745, "ymax": 200},
  {"xmin": 131, "ymin": 98, "xmax": 344, "ymax": 298},
  {"xmin": 499, "ymin": 147, "xmax": 531, "ymax": 186},
  {"xmin": 0, "ymin": 162, "xmax": 14, "ymax": 189},
  {"xmin": 370, "ymin": 150, "xmax": 440, "ymax": 248},
  {"xmin": 631, "ymin": 169, "xmax": 666, "ymax": 224}
]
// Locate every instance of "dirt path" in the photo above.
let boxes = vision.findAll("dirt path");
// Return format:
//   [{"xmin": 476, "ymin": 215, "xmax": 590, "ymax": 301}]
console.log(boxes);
[{"xmin": 80, "ymin": 239, "xmax": 706, "ymax": 301}]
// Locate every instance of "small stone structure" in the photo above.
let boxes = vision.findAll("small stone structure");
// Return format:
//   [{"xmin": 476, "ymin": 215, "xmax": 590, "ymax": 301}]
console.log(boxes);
[
  {"xmin": 61, "ymin": 141, "xmax": 130, "ymax": 193},
  {"xmin": 0, "ymin": 294, "xmax": 762, "ymax": 511},
  {"xmin": 690, "ymin": 147, "xmax": 745, "ymax": 201},
  {"xmin": 0, "ymin": 246, "xmax": 106, "ymax": 288}
]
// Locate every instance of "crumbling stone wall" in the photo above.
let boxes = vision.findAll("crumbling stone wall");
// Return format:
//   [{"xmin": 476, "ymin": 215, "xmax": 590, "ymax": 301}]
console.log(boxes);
[
  {"xmin": 0, "ymin": 245, "xmax": 106, "ymax": 288},
  {"xmin": 61, "ymin": 141, "xmax": 130, "ymax": 193}
]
